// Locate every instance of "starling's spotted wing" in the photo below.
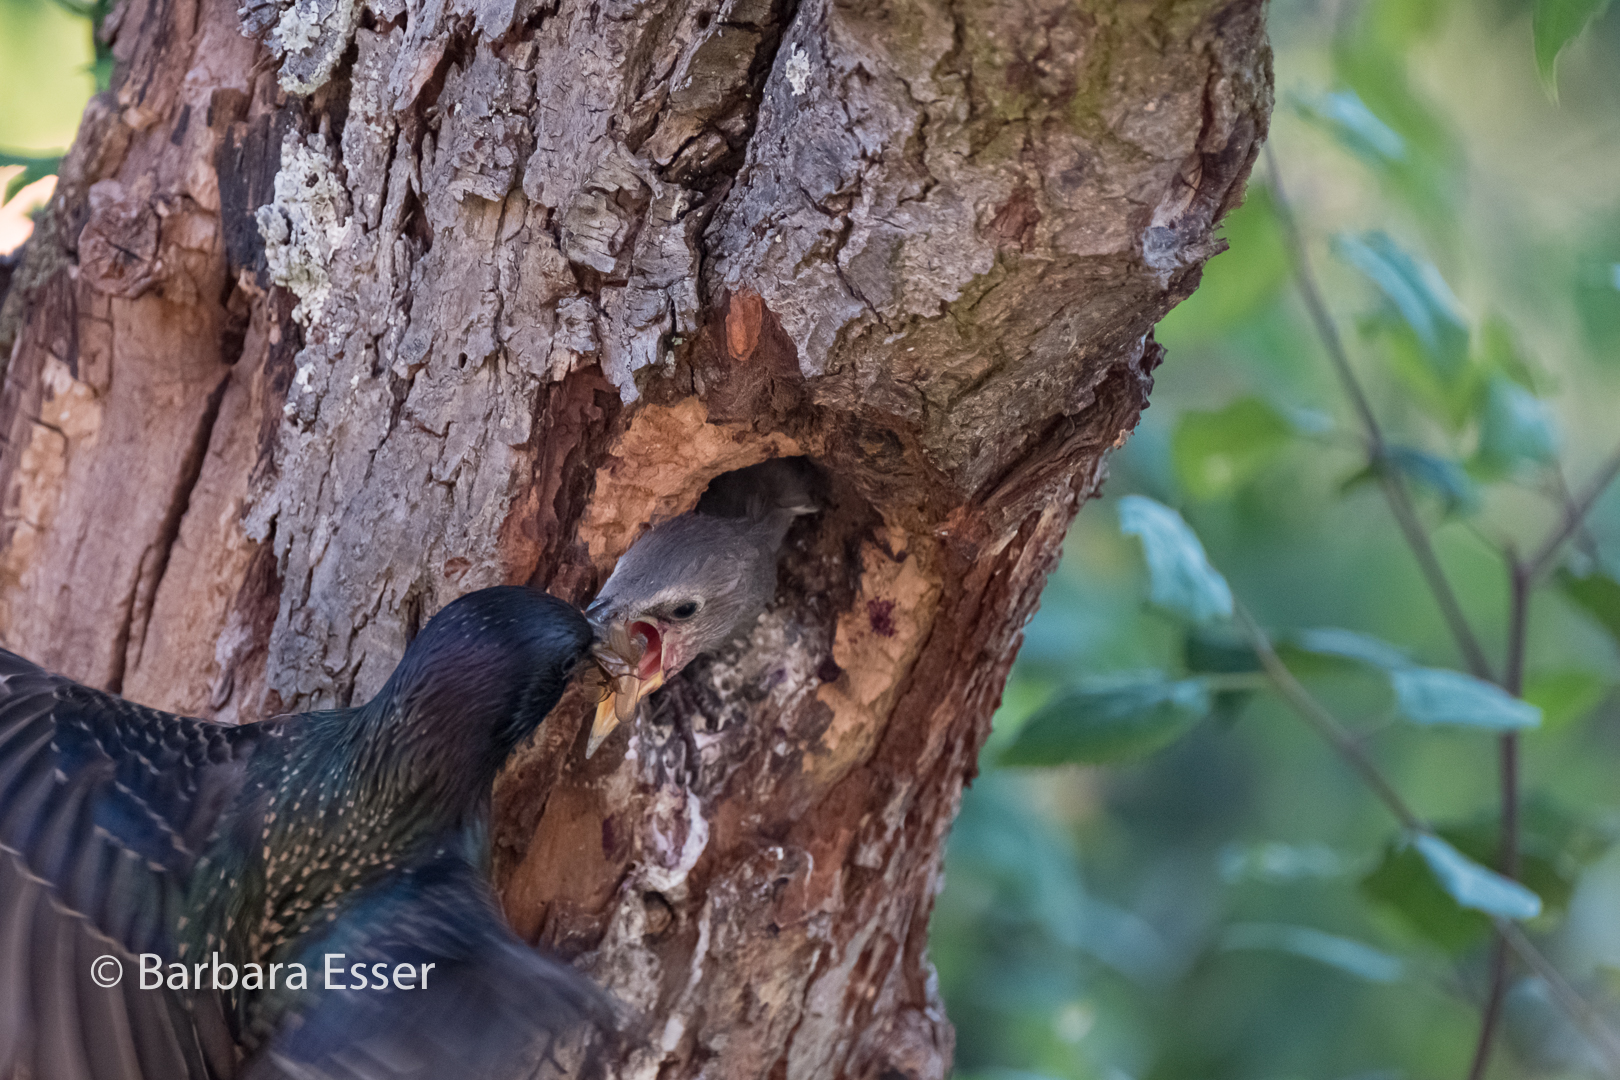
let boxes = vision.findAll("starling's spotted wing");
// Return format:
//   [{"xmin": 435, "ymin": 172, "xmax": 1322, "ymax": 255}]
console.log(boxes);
[
  {"xmin": 0, "ymin": 647, "xmax": 261, "ymax": 1080},
  {"xmin": 246, "ymin": 851, "xmax": 615, "ymax": 1080}
]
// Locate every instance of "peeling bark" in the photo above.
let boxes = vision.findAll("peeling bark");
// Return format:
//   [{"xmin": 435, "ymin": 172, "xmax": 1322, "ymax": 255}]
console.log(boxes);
[{"xmin": 0, "ymin": 0, "xmax": 1270, "ymax": 1075}]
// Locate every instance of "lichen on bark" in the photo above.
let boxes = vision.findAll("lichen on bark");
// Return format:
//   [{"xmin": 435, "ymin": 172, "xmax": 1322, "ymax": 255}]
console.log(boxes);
[
  {"xmin": 243, "ymin": 0, "xmax": 362, "ymax": 94},
  {"xmin": 256, "ymin": 130, "xmax": 350, "ymax": 329}
]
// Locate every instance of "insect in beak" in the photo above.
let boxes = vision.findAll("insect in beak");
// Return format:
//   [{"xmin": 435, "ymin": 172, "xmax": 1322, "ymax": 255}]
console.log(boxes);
[{"xmin": 584, "ymin": 619, "xmax": 665, "ymax": 758}]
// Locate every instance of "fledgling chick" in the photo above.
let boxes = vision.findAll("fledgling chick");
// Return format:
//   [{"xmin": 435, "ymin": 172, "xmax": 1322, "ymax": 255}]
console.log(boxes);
[{"xmin": 585, "ymin": 458, "xmax": 817, "ymax": 755}]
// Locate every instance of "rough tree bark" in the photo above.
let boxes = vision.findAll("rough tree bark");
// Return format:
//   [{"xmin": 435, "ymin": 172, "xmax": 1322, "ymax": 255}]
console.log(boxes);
[{"xmin": 0, "ymin": 0, "xmax": 1269, "ymax": 1074}]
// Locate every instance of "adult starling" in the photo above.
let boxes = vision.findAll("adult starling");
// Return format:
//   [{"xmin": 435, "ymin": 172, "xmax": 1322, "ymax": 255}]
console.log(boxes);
[
  {"xmin": 586, "ymin": 458, "xmax": 817, "ymax": 755},
  {"xmin": 0, "ymin": 586, "xmax": 613, "ymax": 1080}
]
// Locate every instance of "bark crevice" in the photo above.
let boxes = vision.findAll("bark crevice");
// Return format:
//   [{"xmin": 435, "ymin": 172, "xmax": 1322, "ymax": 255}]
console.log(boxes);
[{"xmin": 115, "ymin": 367, "xmax": 235, "ymax": 691}]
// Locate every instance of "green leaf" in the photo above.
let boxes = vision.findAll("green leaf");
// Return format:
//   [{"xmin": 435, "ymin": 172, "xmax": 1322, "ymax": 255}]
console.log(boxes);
[
  {"xmin": 1411, "ymin": 833, "xmax": 1543, "ymax": 920},
  {"xmin": 1391, "ymin": 667, "xmax": 1541, "ymax": 731},
  {"xmin": 1293, "ymin": 88, "xmax": 1405, "ymax": 167},
  {"xmin": 1391, "ymin": 446, "xmax": 1480, "ymax": 513},
  {"xmin": 1363, "ymin": 805, "xmax": 1604, "ymax": 953},
  {"xmin": 1557, "ymin": 567, "xmax": 1620, "ymax": 647},
  {"xmin": 1219, "ymin": 842, "xmax": 1349, "ymax": 885},
  {"xmin": 1475, "ymin": 316, "xmax": 1547, "ymax": 393},
  {"xmin": 1171, "ymin": 398, "xmax": 1296, "ymax": 500},
  {"xmin": 1363, "ymin": 316, "xmax": 1483, "ymax": 430},
  {"xmin": 1117, "ymin": 496, "xmax": 1233, "ymax": 624},
  {"xmin": 88, "ymin": 54, "xmax": 116, "ymax": 94},
  {"xmin": 1533, "ymin": 0, "xmax": 1614, "ymax": 100},
  {"xmin": 1289, "ymin": 634, "xmax": 1544, "ymax": 732},
  {"xmin": 1393, "ymin": 446, "xmax": 1483, "ymax": 514},
  {"xmin": 1334, "ymin": 232, "xmax": 1470, "ymax": 381},
  {"xmin": 1000, "ymin": 674, "xmax": 1210, "ymax": 766},
  {"xmin": 1287, "ymin": 627, "xmax": 1412, "ymax": 670},
  {"xmin": 1475, "ymin": 376, "xmax": 1557, "ymax": 474},
  {"xmin": 1522, "ymin": 669, "xmax": 1611, "ymax": 733},
  {"xmin": 1220, "ymin": 923, "xmax": 1405, "ymax": 983},
  {"xmin": 1183, "ymin": 628, "xmax": 1260, "ymax": 674},
  {"xmin": 1362, "ymin": 839, "xmax": 1488, "ymax": 954},
  {"xmin": 1344, "ymin": 446, "xmax": 1480, "ymax": 515},
  {"xmin": 1184, "ymin": 629, "xmax": 1260, "ymax": 727}
]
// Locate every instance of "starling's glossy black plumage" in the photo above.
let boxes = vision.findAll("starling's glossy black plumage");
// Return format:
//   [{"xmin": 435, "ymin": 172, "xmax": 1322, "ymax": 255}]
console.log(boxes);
[{"xmin": 0, "ymin": 586, "xmax": 612, "ymax": 1080}]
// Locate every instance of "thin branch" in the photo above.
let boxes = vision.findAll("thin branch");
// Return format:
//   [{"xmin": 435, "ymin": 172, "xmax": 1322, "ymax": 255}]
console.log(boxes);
[
  {"xmin": 1549, "ymin": 465, "xmax": 1603, "ymax": 564},
  {"xmin": 1466, "ymin": 937, "xmax": 1511, "ymax": 1080},
  {"xmin": 1467, "ymin": 560, "xmax": 1532, "ymax": 1080},
  {"xmin": 1526, "ymin": 440, "xmax": 1620, "ymax": 582},
  {"xmin": 1263, "ymin": 147, "xmax": 1495, "ymax": 682},
  {"xmin": 1234, "ymin": 603, "xmax": 1423, "ymax": 832},
  {"xmin": 1500, "ymin": 564, "xmax": 1530, "ymax": 858}
]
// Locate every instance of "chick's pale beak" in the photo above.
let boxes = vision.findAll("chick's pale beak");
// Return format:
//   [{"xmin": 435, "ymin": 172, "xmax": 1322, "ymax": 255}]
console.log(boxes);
[
  {"xmin": 587, "ymin": 671, "xmax": 664, "ymax": 757},
  {"xmin": 585, "ymin": 619, "xmax": 665, "ymax": 758}
]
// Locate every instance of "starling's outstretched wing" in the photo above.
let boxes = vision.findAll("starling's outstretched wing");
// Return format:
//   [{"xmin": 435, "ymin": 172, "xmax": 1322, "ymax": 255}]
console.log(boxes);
[
  {"xmin": 247, "ymin": 851, "xmax": 616, "ymax": 1080},
  {"xmin": 0, "ymin": 648, "xmax": 261, "ymax": 1080}
]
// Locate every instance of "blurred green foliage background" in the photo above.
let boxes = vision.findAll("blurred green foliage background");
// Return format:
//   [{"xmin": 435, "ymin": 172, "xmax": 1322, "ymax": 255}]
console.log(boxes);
[
  {"xmin": 4, "ymin": 0, "xmax": 1620, "ymax": 1076},
  {"xmin": 936, "ymin": 2, "xmax": 1620, "ymax": 1078},
  {"xmin": 0, "ymin": 0, "xmax": 93, "ymax": 154}
]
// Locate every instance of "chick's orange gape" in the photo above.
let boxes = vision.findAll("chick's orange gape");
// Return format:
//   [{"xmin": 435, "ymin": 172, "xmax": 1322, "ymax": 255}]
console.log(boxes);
[{"xmin": 585, "ymin": 619, "xmax": 666, "ymax": 756}]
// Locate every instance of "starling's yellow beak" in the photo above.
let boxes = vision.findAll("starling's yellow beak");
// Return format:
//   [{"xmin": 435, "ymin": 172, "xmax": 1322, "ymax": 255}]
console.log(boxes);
[{"xmin": 583, "ymin": 619, "xmax": 665, "ymax": 758}]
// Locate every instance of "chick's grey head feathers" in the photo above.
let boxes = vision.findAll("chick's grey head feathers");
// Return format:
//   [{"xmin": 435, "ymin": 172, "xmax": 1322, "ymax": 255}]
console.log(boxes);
[
  {"xmin": 584, "ymin": 458, "xmax": 818, "ymax": 755},
  {"xmin": 588, "ymin": 513, "xmax": 782, "ymax": 673}
]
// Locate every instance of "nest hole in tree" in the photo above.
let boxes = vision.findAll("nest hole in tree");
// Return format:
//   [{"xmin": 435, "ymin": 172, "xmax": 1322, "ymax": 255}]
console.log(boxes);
[{"xmin": 623, "ymin": 453, "xmax": 886, "ymax": 775}]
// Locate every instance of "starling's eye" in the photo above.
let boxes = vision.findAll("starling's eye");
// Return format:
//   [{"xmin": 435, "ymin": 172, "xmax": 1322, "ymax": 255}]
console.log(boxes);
[{"xmin": 670, "ymin": 601, "xmax": 700, "ymax": 620}]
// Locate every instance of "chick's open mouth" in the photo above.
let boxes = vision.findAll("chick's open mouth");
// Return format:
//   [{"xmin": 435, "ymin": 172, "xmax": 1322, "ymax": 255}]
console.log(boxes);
[{"xmin": 583, "ymin": 617, "xmax": 666, "ymax": 757}]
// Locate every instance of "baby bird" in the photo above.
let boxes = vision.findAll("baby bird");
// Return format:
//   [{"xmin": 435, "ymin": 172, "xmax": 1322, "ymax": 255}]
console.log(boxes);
[{"xmin": 585, "ymin": 458, "xmax": 817, "ymax": 755}]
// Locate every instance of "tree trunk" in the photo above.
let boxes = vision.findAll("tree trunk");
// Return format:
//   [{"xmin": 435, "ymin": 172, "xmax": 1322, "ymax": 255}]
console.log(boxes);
[{"xmin": 0, "ymin": 0, "xmax": 1269, "ymax": 1074}]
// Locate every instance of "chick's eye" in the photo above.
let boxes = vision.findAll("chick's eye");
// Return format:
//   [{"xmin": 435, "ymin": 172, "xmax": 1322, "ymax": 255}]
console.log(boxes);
[{"xmin": 670, "ymin": 601, "xmax": 700, "ymax": 619}]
